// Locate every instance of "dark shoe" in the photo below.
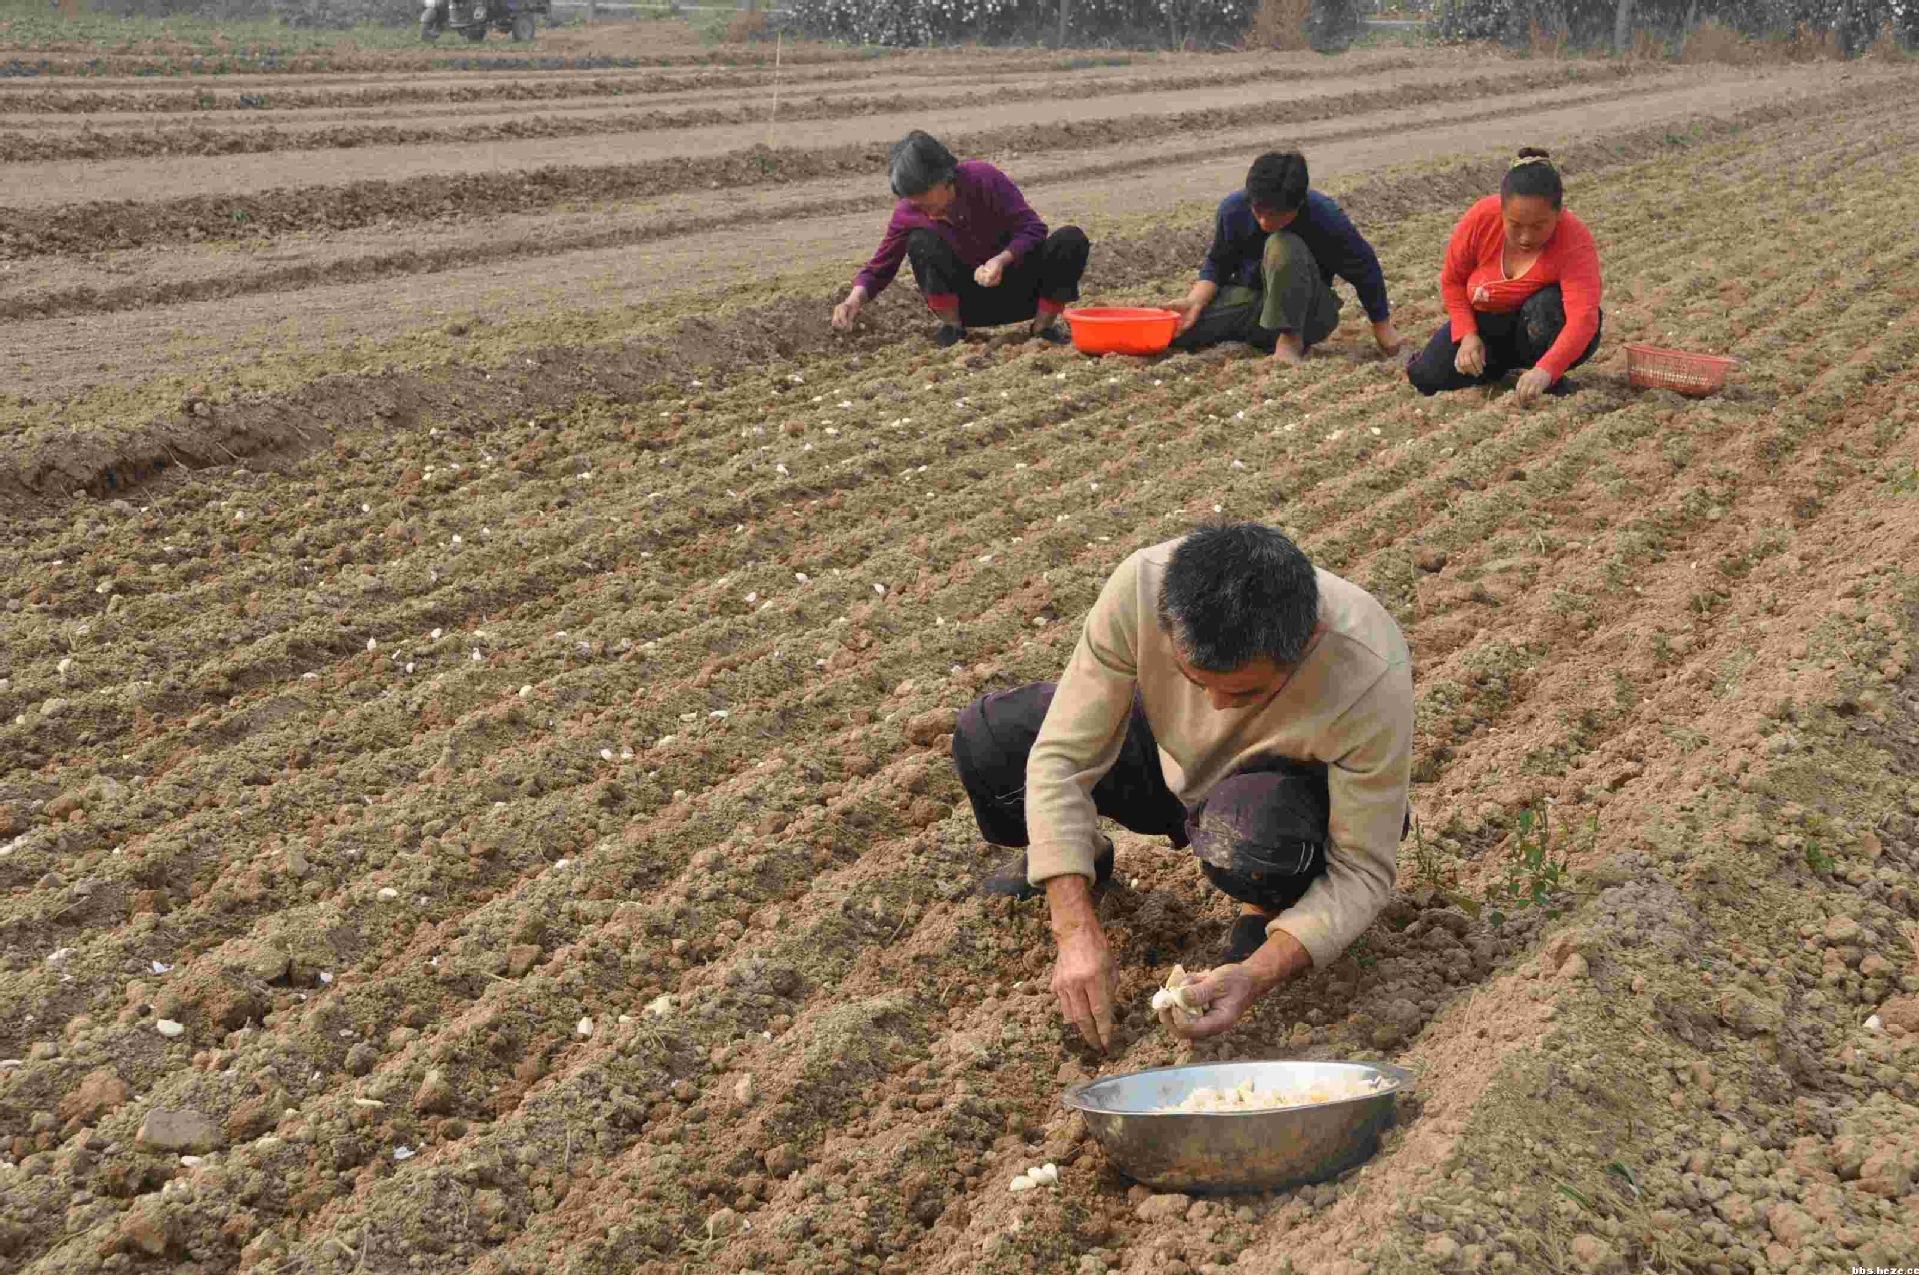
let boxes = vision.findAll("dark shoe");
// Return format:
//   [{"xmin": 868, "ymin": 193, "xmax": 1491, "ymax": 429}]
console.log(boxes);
[
  {"xmin": 977, "ymin": 840, "xmax": 1114, "ymax": 901},
  {"xmin": 934, "ymin": 323, "xmax": 964, "ymax": 348},
  {"xmin": 1545, "ymin": 376, "xmax": 1580, "ymax": 397},
  {"xmin": 1221, "ymin": 914, "xmax": 1271, "ymax": 965},
  {"xmin": 1035, "ymin": 323, "xmax": 1070, "ymax": 346}
]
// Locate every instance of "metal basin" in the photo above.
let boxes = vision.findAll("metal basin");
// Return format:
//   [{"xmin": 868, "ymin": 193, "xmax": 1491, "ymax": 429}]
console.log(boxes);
[{"xmin": 1062, "ymin": 1059, "xmax": 1412, "ymax": 1193}]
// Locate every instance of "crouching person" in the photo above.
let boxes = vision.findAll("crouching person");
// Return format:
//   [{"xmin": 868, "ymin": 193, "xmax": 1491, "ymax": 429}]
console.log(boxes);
[
  {"xmin": 951, "ymin": 523, "xmax": 1413, "ymax": 1050},
  {"xmin": 1406, "ymin": 148, "xmax": 1603, "ymax": 405},
  {"xmin": 1168, "ymin": 150, "xmax": 1401, "ymax": 365},
  {"xmin": 832, "ymin": 130, "xmax": 1089, "ymax": 347}
]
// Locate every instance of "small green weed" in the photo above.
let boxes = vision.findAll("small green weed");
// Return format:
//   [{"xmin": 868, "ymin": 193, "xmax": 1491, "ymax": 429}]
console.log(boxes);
[
  {"xmin": 1406, "ymin": 815, "xmax": 1470, "ymax": 908},
  {"xmin": 1486, "ymin": 802, "xmax": 1578, "ymax": 924},
  {"xmin": 1803, "ymin": 840, "xmax": 1836, "ymax": 874}
]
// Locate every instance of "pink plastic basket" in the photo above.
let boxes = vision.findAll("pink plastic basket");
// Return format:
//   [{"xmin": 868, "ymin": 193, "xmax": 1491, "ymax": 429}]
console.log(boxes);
[{"xmin": 1625, "ymin": 343, "xmax": 1740, "ymax": 398}]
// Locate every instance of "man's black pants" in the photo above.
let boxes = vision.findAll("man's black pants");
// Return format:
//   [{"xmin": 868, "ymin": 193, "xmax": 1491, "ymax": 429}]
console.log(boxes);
[
  {"xmin": 905, "ymin": 226, "xmax": 1089, "ymax": 328},
  {"xmin": 1407, "ymin": 285, "xmax": 1602, "ymax": 395},
  {"xmin": 950, "ymin": 682, "xmax": 1331, "ymax": 914}
]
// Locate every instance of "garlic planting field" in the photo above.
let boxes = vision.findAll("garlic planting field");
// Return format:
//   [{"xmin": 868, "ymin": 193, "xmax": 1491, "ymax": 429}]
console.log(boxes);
[{"xmin": 3, "ymin": 26, "xmax": 1919, "ymax": 1275}]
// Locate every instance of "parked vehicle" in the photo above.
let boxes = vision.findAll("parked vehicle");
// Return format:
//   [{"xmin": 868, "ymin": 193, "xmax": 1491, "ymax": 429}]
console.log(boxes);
[{"xmin": 421, "ymin": 0, "xmax": 547, "ymax": 42}]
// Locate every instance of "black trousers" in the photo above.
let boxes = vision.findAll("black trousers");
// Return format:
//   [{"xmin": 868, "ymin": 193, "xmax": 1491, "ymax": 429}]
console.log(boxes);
[
  {"xmin": 1407, "ymin": 285, "xmax": 1602, "ymax": 395},
  {"xmin": 1170, "ymin": 230, "xmax": 1342, "ymax": 354},
  {"xmin": 905, "ymin": 226, "xmax": 1089, "ymax": 328},
  {"xmin": 950, "ymin": 682, "xmax": 1332, "ymax": 914}
]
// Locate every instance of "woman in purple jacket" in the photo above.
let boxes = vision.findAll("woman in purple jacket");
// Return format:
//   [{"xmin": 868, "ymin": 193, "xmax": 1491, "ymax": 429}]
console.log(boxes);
[{"xmin": 832, "ymin": 131, "xmax": 1089, "ymax": 347}]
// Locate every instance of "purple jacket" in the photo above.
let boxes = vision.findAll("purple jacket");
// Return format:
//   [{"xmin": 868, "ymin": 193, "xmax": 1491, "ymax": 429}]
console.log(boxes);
[{"xmin": 851, "ymin": 159, "xmax": 1049, "ymax": 297}]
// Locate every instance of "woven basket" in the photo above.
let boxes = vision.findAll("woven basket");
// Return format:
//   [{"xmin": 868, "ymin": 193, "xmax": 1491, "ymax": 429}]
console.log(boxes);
[{"xmin": 1625, "ymin": 343, "xmax": 1739, "ymax": 398}]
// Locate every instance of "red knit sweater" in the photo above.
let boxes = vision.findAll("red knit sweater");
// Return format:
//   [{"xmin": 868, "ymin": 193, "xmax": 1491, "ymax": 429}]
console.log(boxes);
[{"xmin": 1441, "ymin": 195, "xmax": 1603, "ymax": 381}]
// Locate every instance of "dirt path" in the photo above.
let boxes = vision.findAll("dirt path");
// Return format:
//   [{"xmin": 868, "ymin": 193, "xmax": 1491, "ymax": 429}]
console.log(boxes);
[
  {"xmin": 0, "ymin": 59, "xmax": 1563, "ymax": 208},
  {"xmin": 4, "ymin": 63, "xmax": 1900, "ymax": 409},
  {"xmin": 0, "ymin": 56, "xmax": 1212, "ymax": 117},
  {"xmin": 0, "ymin": 53, "xmax": 1428, "ymax": 134},
  {"xmin": 0, "ymin": 46, "xmax": 1376, "ymax": 105}
]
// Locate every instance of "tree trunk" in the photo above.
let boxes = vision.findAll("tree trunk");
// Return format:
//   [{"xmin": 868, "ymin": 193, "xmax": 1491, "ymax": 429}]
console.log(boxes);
[
  {"xmin": 1057, "ymin": 0, "xmax": 1070, "ymax": 47},
  {"xmin": 1612, "ymin": 0, "xmax": 1634, "ymax": 53}
]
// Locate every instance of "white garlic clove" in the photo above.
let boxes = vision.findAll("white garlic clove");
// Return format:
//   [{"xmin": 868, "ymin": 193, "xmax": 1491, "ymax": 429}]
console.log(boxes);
[{"xmin": 1150, "ymin": 965, "xmax": 1202, "ymax": 1021}]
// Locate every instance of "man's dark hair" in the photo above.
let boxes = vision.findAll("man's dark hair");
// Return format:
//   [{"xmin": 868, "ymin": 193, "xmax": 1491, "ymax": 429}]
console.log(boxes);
[
  {"xmin": 889, "ymin": 130, "xmax": 959, "ymax": 199},
  {"xmin": 1245, "ymin": 151, "xmax": 1310, "ymax": 217},
  {"xmin": 1157, "ymin": 523, "xmax": 1319, "ymax": 670},
  {"xmin": 1500, "ymin": 146, "xmax": 1564, "ymax": 208}
]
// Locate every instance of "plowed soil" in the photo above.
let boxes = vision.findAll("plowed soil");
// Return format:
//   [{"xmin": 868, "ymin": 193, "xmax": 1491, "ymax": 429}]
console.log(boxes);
[{"xmin": 2, "ymin": 30, "xmax": 1918, "ymax": 1275}]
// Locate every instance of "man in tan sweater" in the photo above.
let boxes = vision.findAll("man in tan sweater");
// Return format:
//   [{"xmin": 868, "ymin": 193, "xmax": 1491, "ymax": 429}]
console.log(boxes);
[{"xmin": 951, "ymin": 524, "xmax": 1413, "ymax": 1050}]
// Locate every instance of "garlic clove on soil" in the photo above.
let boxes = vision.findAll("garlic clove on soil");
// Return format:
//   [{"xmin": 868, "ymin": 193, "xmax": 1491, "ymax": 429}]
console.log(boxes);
[{"xmin": 1010, "ymin": 1162, "xmax": 1060, "ymax": 1193}]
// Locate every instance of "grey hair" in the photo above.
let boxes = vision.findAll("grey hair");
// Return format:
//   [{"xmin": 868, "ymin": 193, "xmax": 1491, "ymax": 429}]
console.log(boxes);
[
  {"xmin": 1156, "ymin": 523, "xmax": 1319, "ymax": 671},
  {"xmin": 888, "ymin": 130, "xmax": 959, "ymax": 199}
]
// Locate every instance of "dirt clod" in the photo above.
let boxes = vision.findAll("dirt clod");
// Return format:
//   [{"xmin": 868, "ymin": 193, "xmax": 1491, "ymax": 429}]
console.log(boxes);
[
  {"xmin": 117, "ymin": 1201, "xmax": 172, "ymax": 1256},
  {"xmin": 136, "ymin": 1109, "xmax": 222, "ymax": 1154},
  {"xmin": 1136, "ymin": 1193, "xmax": 1192, "ymax": 1222},
  {"xmin": 412, "ymin": 1068, "xmax": 454, "ymax": 1115},
  {"xmin": 56, "ymin": 1068, "xmax": 132, "ymax": 1124}
]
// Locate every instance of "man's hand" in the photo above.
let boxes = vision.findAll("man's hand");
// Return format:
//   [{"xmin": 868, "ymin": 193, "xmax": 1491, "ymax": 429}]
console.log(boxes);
[
  {"xmin": 1047, "ymin": 875, "xmax": 1116, "ymax": 1052},
  {"xmin": 1163, "ymin": 927, "xmax": 1312, "ymax": 1041},
  {"xmin": 831, "ymin": 287, "xmax": 867, "ymax": 331},
  {"xmin": 1513, "ymin": 367, "xmax": 1554, "ymax": 406},
  {"xmin": 1371, "ymin": 318, "xmax": 1403, "ymax": 357},
  {"xmin": 1158, "ymin": 962, "xmax": 1262, "ymax": 1039},
  {"xmin": 974, "ymin": 254, "xmax": 1010, "ymax": 288},
  {"xmin": 1454, "ymin": 333, "xmax": 1487, "ymax": 377},
  {"xmin": 1171, "ymin": 280, "xmax": 1218, "ymax": 336}
]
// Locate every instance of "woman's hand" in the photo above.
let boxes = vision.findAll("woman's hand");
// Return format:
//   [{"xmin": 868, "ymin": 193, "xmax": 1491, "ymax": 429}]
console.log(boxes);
[
  {"xmin": 1454, "ymin": 333, "xmax": 1487, "ymax": 377},
  {"xmin": 1371, "ymin": 318, "xmax": 1402, "ymax": 356},
  {"xmin": 1168, "ymin": 301, "xmax": 1201, "ymax": 336},
  {"xmin": 831, "ymin": 287, "xmax": 867, "ymax": 331},
  {"xmin": 1513, "ymin": 367, "xmax": 1555, "ymax": 406},
  {"xmin": 974, "ymin": 254, "xmax": 1010, "ymax": 288}
]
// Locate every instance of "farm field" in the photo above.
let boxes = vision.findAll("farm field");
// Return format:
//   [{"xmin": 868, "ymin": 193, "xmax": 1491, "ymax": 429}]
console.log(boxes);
[{"xmin": 3, "ymin": 24, "xmax": 1919, "ymax": 1275}]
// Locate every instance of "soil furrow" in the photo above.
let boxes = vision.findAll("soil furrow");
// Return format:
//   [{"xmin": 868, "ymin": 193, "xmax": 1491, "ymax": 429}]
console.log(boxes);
[
  {"xmin": 0, "ymin": 60, "xmax": 1638, "ymax": 234},
  {"xmin": 0, "ymin": 50, "xmax": 1429, "ymax": 121}
]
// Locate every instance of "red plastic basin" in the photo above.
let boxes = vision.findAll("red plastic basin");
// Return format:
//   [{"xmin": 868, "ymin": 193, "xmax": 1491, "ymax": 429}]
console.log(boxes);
[{"xmin": 1064, "ymin": 306, "xmax": 1181, "ymax": 356}]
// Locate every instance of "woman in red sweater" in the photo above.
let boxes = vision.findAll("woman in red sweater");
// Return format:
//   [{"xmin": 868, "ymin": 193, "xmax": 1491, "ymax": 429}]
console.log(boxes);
[{"xmin": 1407, "ymin": 148, "xmax": 1603, "ymax": 406}]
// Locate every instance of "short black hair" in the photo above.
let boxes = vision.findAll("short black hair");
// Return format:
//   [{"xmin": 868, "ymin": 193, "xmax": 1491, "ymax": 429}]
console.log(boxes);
[
  {"xmin": 1245, "ymin": 151, "xmax": 1309, "ymax": 217},
  {"xmin": 1500, "ymin": 147, "xmax": 1564, "ymax": 208},
  {"xmin": 1157, "ymin": 523, "xmax": 1319, "ymax": 671},
  {"xmin": 888, "ymin": 130, "xmax": 958, "ymax": 199}
]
